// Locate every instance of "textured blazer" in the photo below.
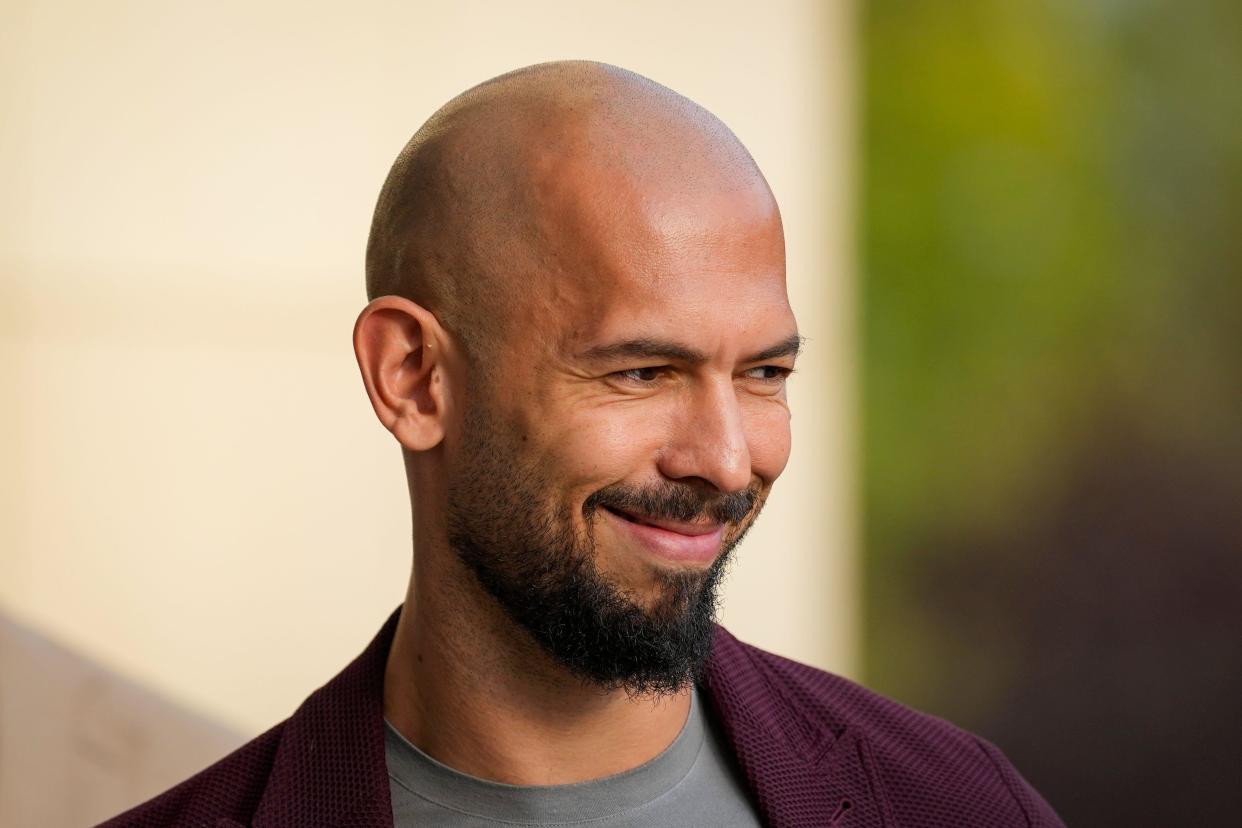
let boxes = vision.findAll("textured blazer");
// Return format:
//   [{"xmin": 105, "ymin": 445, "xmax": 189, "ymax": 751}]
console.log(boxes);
[{"xmin": 99, "ymin": 607, "xmax": 1064, "ymax": 827}]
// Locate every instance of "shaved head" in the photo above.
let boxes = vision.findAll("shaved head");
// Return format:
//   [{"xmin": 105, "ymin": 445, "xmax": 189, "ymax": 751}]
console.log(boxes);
[
  {"xmin": 365, "ymin": 60, "xmax": 772, "ymax": 371},
  {"xmin": 358, "ymin": 60, "xmax": 794, "ymax": 696}
]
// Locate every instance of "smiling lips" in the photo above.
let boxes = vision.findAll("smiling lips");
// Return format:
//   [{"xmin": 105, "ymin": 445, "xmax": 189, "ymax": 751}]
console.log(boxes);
[{"xmin": 603, "ymin": 506, "xmax": 726, "ymax": 563}]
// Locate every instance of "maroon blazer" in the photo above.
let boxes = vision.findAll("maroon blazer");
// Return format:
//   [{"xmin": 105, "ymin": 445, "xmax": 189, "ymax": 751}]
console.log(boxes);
[{"xmin": 100, "ymin": 607, "xmax": 1064, "ymax": 827}]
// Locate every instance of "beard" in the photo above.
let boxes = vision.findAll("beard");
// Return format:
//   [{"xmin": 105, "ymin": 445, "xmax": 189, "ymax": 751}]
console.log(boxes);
[{"xmin": 444, "ymin": 397, "xmax": 761, "ymax": 697}]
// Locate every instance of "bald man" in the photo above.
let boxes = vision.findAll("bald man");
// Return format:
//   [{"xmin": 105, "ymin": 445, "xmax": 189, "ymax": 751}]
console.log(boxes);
[{"xmin": 102, "ymin": 62, "xmax": 1063, "ymax": 828}]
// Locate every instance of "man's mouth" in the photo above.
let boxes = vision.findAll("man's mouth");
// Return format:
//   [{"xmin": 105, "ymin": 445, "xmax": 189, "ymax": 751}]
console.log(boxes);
[{"xmin": 602, "ymin": 505, "xmax": 723, "ymax": 538}]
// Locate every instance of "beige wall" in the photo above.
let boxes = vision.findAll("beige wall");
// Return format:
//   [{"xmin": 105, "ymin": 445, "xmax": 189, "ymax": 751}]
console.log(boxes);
[{"xmin": 1, "ymin": 0, "xmax": 856, "ymax": 736}]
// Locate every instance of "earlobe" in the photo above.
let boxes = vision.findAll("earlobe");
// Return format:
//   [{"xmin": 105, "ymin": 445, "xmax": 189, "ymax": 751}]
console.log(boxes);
[{"xmin": 352, "ymin": 296, "xmax": 450, "ymax": 452}]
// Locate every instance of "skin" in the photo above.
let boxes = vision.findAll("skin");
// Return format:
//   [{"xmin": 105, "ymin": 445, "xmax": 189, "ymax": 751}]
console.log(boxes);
[{"xmin": 353, "ymin": 62, "xmax": 800, "ymax": 786}]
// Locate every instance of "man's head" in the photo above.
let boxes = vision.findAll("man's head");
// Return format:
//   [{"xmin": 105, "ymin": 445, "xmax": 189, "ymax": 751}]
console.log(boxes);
[{"xmin": 355, "ymin": 61, "xmax": 799, "ymax": 695}]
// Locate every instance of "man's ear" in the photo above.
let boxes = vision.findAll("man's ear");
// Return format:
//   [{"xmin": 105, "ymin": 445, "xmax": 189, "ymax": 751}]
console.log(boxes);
[{"xmin": 352, "ymin": 296, "xmax": 453, "ymax": 452}]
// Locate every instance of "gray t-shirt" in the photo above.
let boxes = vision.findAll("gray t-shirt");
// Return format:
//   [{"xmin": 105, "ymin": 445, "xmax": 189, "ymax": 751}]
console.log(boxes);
[{"xmin": 385, "ymin": 685, "xmax": 762, "ymax": 827}]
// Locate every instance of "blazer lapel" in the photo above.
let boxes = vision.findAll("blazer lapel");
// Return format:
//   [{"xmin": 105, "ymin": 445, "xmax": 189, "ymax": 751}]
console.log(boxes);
[{"xmin": 701, "ymin": 627, "xmax": 890, "ymax": 828}]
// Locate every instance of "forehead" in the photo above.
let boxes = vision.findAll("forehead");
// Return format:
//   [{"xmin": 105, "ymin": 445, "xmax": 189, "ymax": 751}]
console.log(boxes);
[{"xmin": 523, "ymin": 154, "xmax": 793, "ymax": 356}]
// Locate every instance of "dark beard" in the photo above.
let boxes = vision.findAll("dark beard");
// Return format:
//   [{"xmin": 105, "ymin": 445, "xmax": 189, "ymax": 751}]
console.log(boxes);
[{"xmin": 445, "ymin": 400, "xmax": 759, "ymax": 696}]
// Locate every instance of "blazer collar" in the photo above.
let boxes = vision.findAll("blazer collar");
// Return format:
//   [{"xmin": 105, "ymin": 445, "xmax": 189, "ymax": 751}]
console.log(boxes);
[
  {"xmin": 250, "ymin": 607, "xmax": 399, "ymax": 828},
  {"xmin": 249, "ymin": 609, "xmax": 880, "ymax": 828},
  {"xmin": 701, "ymin": 627, "xmax": 888, "ymax": 827}
]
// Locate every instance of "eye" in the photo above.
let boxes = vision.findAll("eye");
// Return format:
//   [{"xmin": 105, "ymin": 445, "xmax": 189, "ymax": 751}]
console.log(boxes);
[
  {"xmin": 744, "ymin": 366, "xmax": 794, "ymax": 383},
  {"xmin": 612, "ymin": 366, "xmax": 666, "ymax": 384}
]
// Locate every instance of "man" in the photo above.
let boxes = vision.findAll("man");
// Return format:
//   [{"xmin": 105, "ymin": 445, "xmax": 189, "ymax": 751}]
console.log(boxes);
[{"xmin": 102, "ymin": 61, "xmax": 1063, "ymax": 827}]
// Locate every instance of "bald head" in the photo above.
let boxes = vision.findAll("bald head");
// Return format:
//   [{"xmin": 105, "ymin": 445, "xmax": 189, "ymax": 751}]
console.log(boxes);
[
  {"xmin": 364, "ymin": 61, "xmax": 775, "ymax": 369},
  {"xmin": 357, "ymin": 63, "xmax": 796, "ymax": 698}
]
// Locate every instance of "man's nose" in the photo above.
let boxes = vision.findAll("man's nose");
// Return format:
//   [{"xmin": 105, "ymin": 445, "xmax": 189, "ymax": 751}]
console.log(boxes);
[{"xmin": 656, "ymin": 378, "xmax": 753, "ymax": 495}]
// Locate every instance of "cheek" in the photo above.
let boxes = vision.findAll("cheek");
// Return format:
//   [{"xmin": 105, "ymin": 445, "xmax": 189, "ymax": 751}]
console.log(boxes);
[{"xmin": 521, "ymin": 400, "xmax": 662, "ymax": 493}]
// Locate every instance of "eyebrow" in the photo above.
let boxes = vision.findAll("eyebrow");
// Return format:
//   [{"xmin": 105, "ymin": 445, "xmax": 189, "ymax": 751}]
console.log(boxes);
[
  {"xmin": 747, "ymin": 333, "xmax": 806, "ymax": 363},
  {"xmin": 579, "ymin": 333, "xmax": 804, "ymax": 366}
]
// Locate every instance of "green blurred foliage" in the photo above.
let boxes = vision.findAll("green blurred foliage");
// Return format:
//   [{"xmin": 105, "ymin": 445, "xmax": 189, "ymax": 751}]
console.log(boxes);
[{"xmin": 862, "ymin": 1, "xmax": 1242, "ymax": 823}]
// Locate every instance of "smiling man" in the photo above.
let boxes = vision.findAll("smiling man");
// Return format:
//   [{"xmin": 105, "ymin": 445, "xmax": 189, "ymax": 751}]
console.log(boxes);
[{"xmin": 102, "ymin": 62, "xmax": 1063, "ymax": 828}]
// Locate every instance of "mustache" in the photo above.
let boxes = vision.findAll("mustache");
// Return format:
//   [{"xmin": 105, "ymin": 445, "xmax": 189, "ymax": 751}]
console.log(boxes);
[{"xmin": 585, "ymin": 480, "xmax": 760, "ymax": 526}]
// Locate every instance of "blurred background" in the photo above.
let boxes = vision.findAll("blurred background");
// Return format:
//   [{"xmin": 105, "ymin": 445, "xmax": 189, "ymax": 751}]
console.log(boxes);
[
  {"xmin": 862, "ymin": 2, "xmax": 1242, "ymax": 825},
  {"xmin": 2, "ymin": 1, "xmax": 1238, "ymax": 826}
]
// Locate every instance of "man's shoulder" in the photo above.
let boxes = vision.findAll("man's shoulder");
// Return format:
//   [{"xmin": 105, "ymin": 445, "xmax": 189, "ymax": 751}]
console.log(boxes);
[
  {"xmin": 716, "ymin": 631, "xmax": 984, "ymax": 754},
  {"xmin": 707, "ymin": 628, "xmax": 1064, "ymax": 827},
  {"xmin": 99, "ymin": 608, "xmax": 399, "ymax": 828},
  {"xmin": 98, "ymin": 721, "xmax": 285, "ymax": 828}
]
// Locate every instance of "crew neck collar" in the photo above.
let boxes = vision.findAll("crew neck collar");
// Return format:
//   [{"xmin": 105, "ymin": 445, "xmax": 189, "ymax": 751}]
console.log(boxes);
[{"xmin": 383, "ymin": 686, "xmax": 705, "ymax": 823}]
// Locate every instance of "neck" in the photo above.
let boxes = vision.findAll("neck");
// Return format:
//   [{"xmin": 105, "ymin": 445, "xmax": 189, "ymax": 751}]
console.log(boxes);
[{"xmin": 382, "ymin": 539, "xmax": 692, "ymax": 786}]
